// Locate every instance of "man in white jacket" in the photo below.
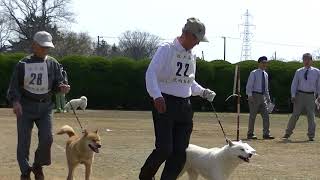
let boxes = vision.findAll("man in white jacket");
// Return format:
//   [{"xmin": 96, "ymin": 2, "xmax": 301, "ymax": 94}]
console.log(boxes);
[{"xmin": 139, "ymin": 17, "xmax": 216, "ymax": 180}]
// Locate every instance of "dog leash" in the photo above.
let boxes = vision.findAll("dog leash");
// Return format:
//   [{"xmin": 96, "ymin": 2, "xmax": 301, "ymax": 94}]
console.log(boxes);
[
  {"xmin": 209, "ymin": 101, "xmax": 229, "ymax": 143},
  {"xmin": 65, "ymin": 96, "xmax": 85, "ymax": 133}
]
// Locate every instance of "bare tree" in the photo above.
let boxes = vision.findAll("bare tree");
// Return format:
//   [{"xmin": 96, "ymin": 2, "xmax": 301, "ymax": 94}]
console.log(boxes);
[
  {"xmin": 0, "ymin": 15, "xmax": 12, "ymax": 52},
  {"xmin": 312, "ymin": 49, "xmax": 320, "ymax": 60},
  {"xmin": 0, "ymin": 0, "xmax": 74, "ymax": 51},
  {"xmin": 51, "ymin": 31, "xmax": 94, "ymax": 57},
  {"xmin": 118, "ymin": 30, "xmax": 161, "ymax": 60}
]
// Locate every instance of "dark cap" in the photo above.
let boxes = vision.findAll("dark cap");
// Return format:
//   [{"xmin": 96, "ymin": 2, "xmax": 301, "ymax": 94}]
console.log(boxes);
[{"xmin": 258, "ymin": 56, "xmax": 268, "ymax": 63}]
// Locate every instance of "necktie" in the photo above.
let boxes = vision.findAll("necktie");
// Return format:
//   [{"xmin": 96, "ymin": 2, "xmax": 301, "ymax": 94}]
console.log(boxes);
[
  {"xmin": 304, "ymin": 69, "xmax": 309, "ymax": 80},
  {"xmin": 261, "ymin": 71, "xmax": 265, "ymax": 94}
]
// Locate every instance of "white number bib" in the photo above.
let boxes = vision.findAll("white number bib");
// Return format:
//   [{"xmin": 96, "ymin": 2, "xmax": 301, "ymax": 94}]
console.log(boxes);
[{"xmin": 24, "ymin": 62, "xmax": 49, "ymax": 94}]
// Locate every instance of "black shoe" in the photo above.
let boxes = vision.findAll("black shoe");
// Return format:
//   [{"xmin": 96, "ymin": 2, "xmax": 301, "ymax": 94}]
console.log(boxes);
[
  {"xmin": 263, "ymin": 134, "xmax": 275, "ymax": 139},
  {"xmin": 282, "ymin": 134, "xmax": 290, "ymax": 140},
  {"xmin": 20, "ymin": 168, "xmax": 31, "ymax": 180},
  {"xmin": 20, "ymin": 174, "xmax": 31, "ymax": 180},
  {"xmin": 247, "ymin": 134, "xmax": 258, "ymax": 140},
  {"xmin": 309, "ymin": 137, "xmax": 314, "ymax": 141},
  {"xmin": 32, "ymin": 166, "xmax": 44, "ymax": 180}
]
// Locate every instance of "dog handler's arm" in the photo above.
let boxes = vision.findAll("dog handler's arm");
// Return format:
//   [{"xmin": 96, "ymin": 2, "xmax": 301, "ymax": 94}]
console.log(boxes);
[
  {"xmin": 7, "ymin": 63, "xmax": 23, "ymax": 117},
  {"xmin": 191, "ymin": 80, "xmax": 205, "ymax": 96},
  {"xmin": 246, "ymin": 71, "xmax": 255, "ymax": 102},
  {"xmin": 290, "ymin": 70, "xmax": 299, "ymax": 103},
  {"xmin": 146, "ymin": 45, "xmax": 169, "ymax": 113},
  {"xmin": 316, "ymin": 70, "xmax": 320, "ymax": 102},
  {"xmin": 193, "ymin": 81, "xmax": 216, "ymax": 102},
  {"xmin": 52, "ymin": 61, "xmax": 70, "ymax": 94}
]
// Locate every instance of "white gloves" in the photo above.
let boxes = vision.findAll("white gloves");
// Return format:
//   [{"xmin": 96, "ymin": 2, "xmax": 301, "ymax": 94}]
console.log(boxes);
[{"xmin": 201, "ymin": 88, "xmax": 216, "ymax": 102}]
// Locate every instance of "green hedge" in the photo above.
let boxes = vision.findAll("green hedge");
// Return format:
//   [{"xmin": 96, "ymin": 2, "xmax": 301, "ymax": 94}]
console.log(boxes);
[
  {"xmin": 1, "ymin": 53, "xmax": 320, "ymax": 112},
  {"xmin": 0, "ymin": 53, "xmax": 25, "ymax": 106}
]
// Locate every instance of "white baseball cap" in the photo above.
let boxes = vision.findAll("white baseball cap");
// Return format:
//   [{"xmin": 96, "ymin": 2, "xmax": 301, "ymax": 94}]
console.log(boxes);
[{"xmin": 33, "ymin": 31, "xmax": 55, "ymax": 48}]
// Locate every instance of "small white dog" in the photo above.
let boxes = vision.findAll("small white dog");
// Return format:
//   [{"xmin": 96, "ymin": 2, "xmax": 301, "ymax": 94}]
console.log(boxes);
[
  {"xmin": 179, "ymin": 139, "xmax": 256, "ymax": 180},
  {"xmin": 64, "ymin": 96, "xmax": 87, "ymax": 112}
]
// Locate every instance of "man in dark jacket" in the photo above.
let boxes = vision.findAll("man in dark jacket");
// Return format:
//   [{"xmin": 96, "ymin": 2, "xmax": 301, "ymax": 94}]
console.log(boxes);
[{"xmin": 7, "ymin": 31, "xmax": 70, "ymax": 180}]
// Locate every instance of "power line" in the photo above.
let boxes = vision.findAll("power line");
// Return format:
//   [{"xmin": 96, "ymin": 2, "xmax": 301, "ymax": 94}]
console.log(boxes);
[{"xmin": 96, "ymin": 34, "xmax": 320, "ymax": 49}]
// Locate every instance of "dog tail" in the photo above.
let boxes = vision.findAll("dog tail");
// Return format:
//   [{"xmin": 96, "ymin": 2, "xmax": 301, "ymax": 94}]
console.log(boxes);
[{"xmin": 57, "ymin": 125, "xmax": 76, "ymax": 137}]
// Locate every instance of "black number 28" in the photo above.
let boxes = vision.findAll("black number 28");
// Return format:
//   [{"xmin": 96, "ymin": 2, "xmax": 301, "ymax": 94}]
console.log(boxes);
[
  {"xmin": 176, "ymin": 62, "xmax": 190, "ymax": 77},
  {"xmin": 29, "ymin": 73, "xmax": 43, "ymax": 85}
]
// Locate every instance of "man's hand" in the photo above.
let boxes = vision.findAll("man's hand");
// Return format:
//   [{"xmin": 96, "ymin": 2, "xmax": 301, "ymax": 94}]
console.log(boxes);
[
  {"xmin": 154, "ymin": 97, "xmax": 166, "ymax": 113},
  {"xmin": 291, "ymin": 97, "xmax": 295, "ymax": 103},
  {"xmin": 59, "ymin": 84, "xmax": 70, "ymax": 94},
  {"xmin": 13, "ymin": 101, "xmax": 22, "ymax": 118},
  {"xmin": 202, "ymin": 89, "xmax": 216, "ymax": 102}
]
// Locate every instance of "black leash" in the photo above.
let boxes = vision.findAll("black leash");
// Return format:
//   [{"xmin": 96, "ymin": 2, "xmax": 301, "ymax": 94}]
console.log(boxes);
[
  {"xmin": 209, "ymin": 101, "xmax": 229, "ymax": 143},
  {"xmin": 66, "ymin": 97, "xmax": 85, "ymax": 133}
]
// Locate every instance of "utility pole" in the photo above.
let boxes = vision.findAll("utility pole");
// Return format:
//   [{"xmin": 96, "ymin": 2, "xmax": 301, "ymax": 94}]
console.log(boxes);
[
  {"xmin": 274, "ymin": 51, "xmax": 277, "ymax": 60},
  {"xmin": 222, "ymin": 36, "xmax": 226, "ymax": 61},
  {"xmin": 97, "ymin": 36, "xmax": 103, "ymax": 55},
  {"xmin": 97, "ymin": 36, "xmax": 102, "ymax": 49},
  {"xmin": 202, "ymin": 51, "xmax": 204, "ymax": 60}
]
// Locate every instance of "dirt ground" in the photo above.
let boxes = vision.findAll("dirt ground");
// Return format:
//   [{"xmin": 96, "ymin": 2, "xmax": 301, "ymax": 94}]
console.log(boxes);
[{"xmin": 0, "ymin": 108, "xmax": 319, "ymax": 180}]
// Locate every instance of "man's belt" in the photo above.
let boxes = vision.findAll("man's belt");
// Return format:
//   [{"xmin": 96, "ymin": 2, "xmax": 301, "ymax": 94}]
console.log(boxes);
[
  {"xmin": 22, "ymin": 95, "xmax": 51, "ymax": 103},
  {"xmin": 298, "ymin": 90, "xmax": 314, "ymax": 94},
  {"xmin": 252, "ymin": 91, "xmax": 263, "ymax": 95}
]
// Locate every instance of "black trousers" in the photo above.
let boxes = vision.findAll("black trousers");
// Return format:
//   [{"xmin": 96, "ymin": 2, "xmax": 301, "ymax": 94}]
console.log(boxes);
[{"xmin": 139, "ymin": 94, "xmax": 193, "ymax": 180}]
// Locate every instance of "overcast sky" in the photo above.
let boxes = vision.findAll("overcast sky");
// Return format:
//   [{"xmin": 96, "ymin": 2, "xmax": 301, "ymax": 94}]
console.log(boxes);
[{"xmin": 70, "ymin": 0, "xmax": 320, "ymax": 63}]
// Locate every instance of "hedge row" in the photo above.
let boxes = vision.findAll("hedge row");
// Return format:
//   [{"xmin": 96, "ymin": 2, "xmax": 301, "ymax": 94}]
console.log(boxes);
[{"xmin": 1, "ymin": 53, "xmax": 319, "ymax": 112}]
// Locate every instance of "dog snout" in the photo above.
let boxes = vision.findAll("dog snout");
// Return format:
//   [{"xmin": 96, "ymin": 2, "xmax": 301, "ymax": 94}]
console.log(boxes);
[
  {"xmin": 97, "ymin": 144, "xmax": 101, "ymax": 148},
  {"xmin": 248, "ymin": 153, "xmax": 253, "ymax": 158}
]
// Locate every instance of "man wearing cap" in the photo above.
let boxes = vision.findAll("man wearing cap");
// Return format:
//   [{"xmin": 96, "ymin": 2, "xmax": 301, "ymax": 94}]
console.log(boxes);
[
  {"xmin": 7, "ymin": 31, "xmax": 70, "ymax": 180},
  {"xmin": 139, "ymin": 17, "xmax": 216, "ymax": 180},
  {"xmin": 246, "ymin": 56, "xmax": 274, "ymax": 140},
  {"xmin": 282, "ymin": 53, "xmax": 320, "ymax": 141}
]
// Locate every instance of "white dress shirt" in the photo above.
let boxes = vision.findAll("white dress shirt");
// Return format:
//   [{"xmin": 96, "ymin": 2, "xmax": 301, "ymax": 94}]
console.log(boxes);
[
  {"xmin": 146, "ymin": 38, "xmax": 204, "ymax": 99},
  {"xmin": 246, "ymin": 68, "xmax": 271, "ymax": 100},
  {"xmin": 291, "ymin": 66, "xmax": 320, "ymax": 97}
]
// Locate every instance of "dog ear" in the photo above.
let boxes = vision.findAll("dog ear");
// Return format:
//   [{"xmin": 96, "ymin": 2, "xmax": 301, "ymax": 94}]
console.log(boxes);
[
  {"xmin": 94, "ymin": 129, "xmax": 99, "ymax": 134},
  {"xmin": 227, "ymin": 139, "xmax": 234, "ymax": 146}
]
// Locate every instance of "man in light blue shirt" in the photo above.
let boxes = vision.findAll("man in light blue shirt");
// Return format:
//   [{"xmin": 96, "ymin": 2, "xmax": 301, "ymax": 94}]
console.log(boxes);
[
  {"xmin": 246, "ymin": 56, "xmax": 274, "ymax": 140},
  {"xmin": 283, "ymin": 53, "xmax": 320, "ymax": 141}
]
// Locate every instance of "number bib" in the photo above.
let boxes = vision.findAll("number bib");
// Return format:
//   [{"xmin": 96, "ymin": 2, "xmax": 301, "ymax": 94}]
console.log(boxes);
[
  {"xmin": 168, "ymin": 51, "xmax": 196, "ymax": 85},
  {"xmin": 24, "ymin": 62, "xmax": 49, "ymax": 94}
]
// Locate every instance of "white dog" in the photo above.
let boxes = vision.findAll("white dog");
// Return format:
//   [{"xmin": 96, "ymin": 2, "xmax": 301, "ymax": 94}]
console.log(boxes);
[
  {"xmin": 179, "ymin": 139, "xmax": 256, "ymax": 180},
  {"xmin": 64, "ymin": 96, "xmax": 87, "ymax": 112}
]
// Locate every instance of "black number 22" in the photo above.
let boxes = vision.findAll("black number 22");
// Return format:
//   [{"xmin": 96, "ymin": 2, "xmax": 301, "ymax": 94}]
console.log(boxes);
[{"xmin": 176, "ymin": 62, "xmax": 190, "ymax": 77}]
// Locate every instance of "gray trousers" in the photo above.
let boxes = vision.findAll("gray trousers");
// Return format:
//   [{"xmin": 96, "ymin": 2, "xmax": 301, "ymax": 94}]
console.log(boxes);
[
  {"xmin": 285, "ymin": 92, "xmax": 316, "ymax": 138},
  {"xmin": 248, "ymin": 93, "xmax": 270, "ymax": 136},
  {"xmin": 17, "ymin": 98, "xmax": 54, "ymax": 175}
]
